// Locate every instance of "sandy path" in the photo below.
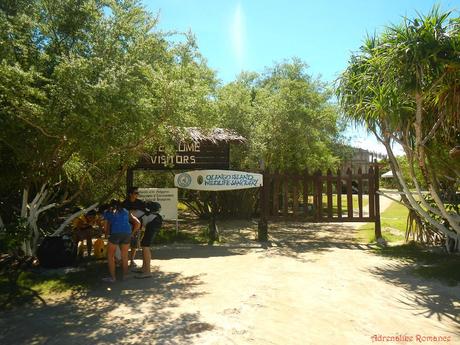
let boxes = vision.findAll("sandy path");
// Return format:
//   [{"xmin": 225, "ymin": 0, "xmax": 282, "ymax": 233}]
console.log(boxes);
[{"xmin": 1, "ymin": 195, "xmax": 459, "ymax": 344}]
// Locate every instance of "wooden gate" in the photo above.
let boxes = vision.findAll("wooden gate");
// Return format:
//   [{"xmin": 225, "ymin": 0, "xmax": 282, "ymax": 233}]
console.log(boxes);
[{"xmin": 258, "ymin": 165, "xmax": 381, "ymax": 240}]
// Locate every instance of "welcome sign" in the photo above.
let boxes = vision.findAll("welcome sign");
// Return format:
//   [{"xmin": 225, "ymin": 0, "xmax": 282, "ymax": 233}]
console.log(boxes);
[
  {"xmin": 136, "ymin": 141, "xmax": 230, "ymax": 170},
  {"xmin": 174, "ymin": 170, "xmax": 263, "ymax": 191}
]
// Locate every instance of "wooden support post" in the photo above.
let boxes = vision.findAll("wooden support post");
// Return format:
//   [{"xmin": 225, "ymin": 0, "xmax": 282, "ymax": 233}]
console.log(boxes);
[
  {"xmin": 327, "ymin": 169, "xmax": 333, "ymax": 219},
  {"xmin": 258, "ymin": 171, "xmax": 268, "ymax": 242},
  {"xmin": 346, "ymin": 168, "xmax": 353, "ymax": 219},
  {"xmin": 358, "ymin": 167, "xmax": 363, "ymax": 218},
  {"xmin": 303, "ymin": 170, "xmax": 309, "ymax": 217},
  {"xmin": 374, "ymin": 160, "xmax": 382, "ymax": 239},
  {"xmin": 368, "ymin": 166, "xmax": 375, "ymax": 219},
  {"xmin": 209, "ymin": 191, "xmax": 218, "ymax": 244},
  {"xmin": 337, "ymin": 168, "xmax": 342, "ymax": 220},
  {"xmin": 316, "ymin": 171, "xmax": 323, "ymax": 221}
]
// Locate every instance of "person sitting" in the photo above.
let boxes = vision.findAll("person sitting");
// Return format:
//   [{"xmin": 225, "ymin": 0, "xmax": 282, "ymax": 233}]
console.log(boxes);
[
  {"xmin": 102, "ymin": 199, "xmax": 140, "ymax": 283},
  {"xmin": 71, "ymin": 210, "xmax": 103, "ymax": 257}
]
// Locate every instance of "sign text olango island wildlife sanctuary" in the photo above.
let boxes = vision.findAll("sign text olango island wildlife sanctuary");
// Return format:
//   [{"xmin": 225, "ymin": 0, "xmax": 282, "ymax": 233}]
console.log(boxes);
[{"xmin": 174, "ymin": 170, "xmax": 263, "ymax": 191}]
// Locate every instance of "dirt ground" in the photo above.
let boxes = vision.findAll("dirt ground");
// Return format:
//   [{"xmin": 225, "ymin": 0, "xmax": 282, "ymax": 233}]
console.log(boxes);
[{"xmin": 1, "ymin": 197, "xmax": 459, "ymax": 345}]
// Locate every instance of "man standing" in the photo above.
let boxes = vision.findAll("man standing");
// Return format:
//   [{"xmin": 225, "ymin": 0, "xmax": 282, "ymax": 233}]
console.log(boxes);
[
  {"xmin": 122, "ymin": 187, "xmax": 146, "ymax": 268},
  {"xmin": 134, "ymin": 201, "xmax": 162, "ymax": 278}
]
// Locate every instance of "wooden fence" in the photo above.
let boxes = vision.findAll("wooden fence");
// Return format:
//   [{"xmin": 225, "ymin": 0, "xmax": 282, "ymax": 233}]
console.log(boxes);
[{"xmin": 258, "ymin": 165, "xmax": 381, "ymax": 239}]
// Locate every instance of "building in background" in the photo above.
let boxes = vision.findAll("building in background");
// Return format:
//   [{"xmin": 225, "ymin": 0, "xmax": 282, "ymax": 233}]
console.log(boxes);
[{"xmin": 340, "ymin": 147, "xmax": 386, "ymax": 174}]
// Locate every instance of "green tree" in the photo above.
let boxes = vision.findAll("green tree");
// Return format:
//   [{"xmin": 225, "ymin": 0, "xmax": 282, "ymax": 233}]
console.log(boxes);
[
  {"xmin": 217, "ymin": 59, "xmax": 341, "ymax": 172},
  {"xmin": 0, "ymin": 0, "xmax": 217, "ymax": 255},
  {"xmin": 337, "ymin": 7, "xmax": 460, "ymax": 251}
]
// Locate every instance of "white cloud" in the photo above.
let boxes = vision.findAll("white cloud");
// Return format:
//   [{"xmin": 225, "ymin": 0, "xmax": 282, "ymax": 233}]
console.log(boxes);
[
  {"xmin": 352, "ymin": 137, "xmax": 404, "ymax": 157},
  {"xmin": 230, "ymin": 3, "xmax": 245, "ymax": 70},
  {"xmin": 347, "ymin": 124, "xmax": 404, "ymax": 157}
]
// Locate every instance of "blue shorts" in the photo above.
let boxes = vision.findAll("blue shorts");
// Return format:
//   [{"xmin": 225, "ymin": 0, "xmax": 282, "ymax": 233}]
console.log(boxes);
[{"xmin": 109, "ymin": 233, "xmax": 131, "ymax": 245}]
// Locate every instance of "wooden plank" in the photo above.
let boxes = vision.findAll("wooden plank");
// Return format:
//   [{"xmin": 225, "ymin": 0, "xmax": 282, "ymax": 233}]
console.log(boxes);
[
  {"xmin": 303, "ymin": 170, "xmax": 309, "ymax": 218},
  {"xmin": 316, "ymin": 171, "xmax": 323, "ymax": 221},
  {"xmin": 336, "ymin": 168, "xmax": 342, "ymax": 220},
  {"xmin": 312, "ymin": 173, "xmax": 317, "ymax": 220},
  {"xmin": 327, "ymin": 169, "xmax": 333, "ymax": 219},
  {"xmin": 347, "ymin": 168, "xmax": 353, "ymax": 219},
  {"xmin": 358, "ymin": 167, "xmax": 363, "ymax": 218},
  {"xmin": 374, "ymin": 161, "xmax": 382, "ymax": 238},
  {"xmin": 262, "ymin": 168, "xmax": 378, "ymax": 225},
  {"xmin": 368, "ymin": 166, "xmax": 375, "ymax": 218}
]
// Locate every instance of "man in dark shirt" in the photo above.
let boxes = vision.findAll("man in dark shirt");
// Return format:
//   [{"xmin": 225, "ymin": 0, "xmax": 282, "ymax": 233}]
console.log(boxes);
[{"xmin": 122, "ymin": 187, "xmax": 146, "ymax": 268}]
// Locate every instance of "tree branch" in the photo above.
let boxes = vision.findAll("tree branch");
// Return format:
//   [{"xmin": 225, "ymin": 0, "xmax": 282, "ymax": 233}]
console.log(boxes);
[{"xmin": 15, "ymin": 115, "xmax": 60, "ymax": 139}]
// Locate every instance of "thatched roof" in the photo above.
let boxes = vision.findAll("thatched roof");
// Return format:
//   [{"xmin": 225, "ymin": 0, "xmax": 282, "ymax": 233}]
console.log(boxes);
[{"xmin": 170, "ymin": 127, "xmax": 246, "ymax": 144}]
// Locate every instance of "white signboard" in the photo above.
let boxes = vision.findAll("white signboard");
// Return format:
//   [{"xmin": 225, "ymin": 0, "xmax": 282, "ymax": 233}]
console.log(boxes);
[
  {"xmin": 138, "ymin": 188, "xmax": 178, "ymax": 220},
  {"xmin": 174, "ymin": 170, "xmax": 263, "ymax": 191}
]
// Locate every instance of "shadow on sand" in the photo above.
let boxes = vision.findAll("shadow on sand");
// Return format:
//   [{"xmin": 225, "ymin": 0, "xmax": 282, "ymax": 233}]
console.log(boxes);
[
  {"xmin": 2, "ymin": 219, "xmax": 458, "ymax": 344},
  {"xmin": 154, "ymin": 219, "xmax": 375, "ymax": 263},
  {"xmin": 367, "ymin": 260, "xmax": 460, "ymax": 334},
  {"xmin": 0, "ymin": 269, "xmax": 211, "ymax": 345}
]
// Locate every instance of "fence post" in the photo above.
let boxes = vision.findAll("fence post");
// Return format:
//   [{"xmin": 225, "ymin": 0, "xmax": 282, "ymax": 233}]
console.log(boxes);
[
  {"xmin": 336, "ymin": 168, "xmax": 342, "ymax": 220},
  {"xmin": 258, "ymin": 171, "xmax": 268, "ymax": 242},
  {"xmin": 346, "ymin": 168, "xmax": 353, "ymax": 219},
  {"xmin": 303, "ymin": 169, "xmax": 309, "ymax": 218},
  {"xmin": 374, "ymin": 160, "xmax": 382, "ymax": 239},
  {"xmin": 358, "ymin": 167, "xmax": 363, "ymax": 218},
  {"xmin": 315, "ymin": 171, "xmax": 323, "ymax": 221},
  {"xmin": 327, "ymin": 169, "xmax": 333, "ymax": 219}
]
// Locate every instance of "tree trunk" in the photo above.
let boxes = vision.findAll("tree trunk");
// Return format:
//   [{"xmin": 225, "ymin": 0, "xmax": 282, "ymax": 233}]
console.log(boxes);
[
  {"xmin": 52, "ymin": 203, "xmax": 98, "ymax": 236},
  {"xmin": 19, "ymin": 185, "xmax": 56, "ymax": 256},
  {"xmin": 413, "ymin": 93, "xmax": 460, "ymax": 251},
  {"xmin": 382, "ymin": 134, "xmax": 458, "ymax": 251}
]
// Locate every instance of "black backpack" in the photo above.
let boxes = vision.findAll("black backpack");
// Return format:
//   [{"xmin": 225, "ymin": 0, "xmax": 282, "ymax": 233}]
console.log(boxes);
[{"xmin": 37, "ymin": 235, "xmax": 77, "ymax": 268}]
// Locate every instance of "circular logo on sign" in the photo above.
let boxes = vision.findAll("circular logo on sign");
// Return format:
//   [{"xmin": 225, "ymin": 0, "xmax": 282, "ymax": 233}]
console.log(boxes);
[
  {"xmin": 177, "ymin": 173, "xmax": 192, "ymax": 188},
  {"xmin": 197, "ymin": 175, "xmax": 204, "ymax": 185}
]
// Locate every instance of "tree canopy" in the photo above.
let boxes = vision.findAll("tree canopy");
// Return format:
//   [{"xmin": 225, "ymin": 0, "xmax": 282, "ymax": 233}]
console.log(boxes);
[
  {"xmin": 337, "ymin": 6, "xmax": 460, "ymax": 251},
  {"xmin": 0, "ymin": 1, "xmax": 346, "ymax": 254},
  {"xmin": 217, "ymin": 59, "xmax": 341, "ymax": 172},
  {"xmin": 0, "ymin": 0, "xmax": 218, "ymax": 254}
]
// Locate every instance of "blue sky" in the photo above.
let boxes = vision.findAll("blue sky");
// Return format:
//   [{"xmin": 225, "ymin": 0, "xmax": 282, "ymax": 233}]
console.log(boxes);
[{"xmin": 144, "ymin": 0, "xmax": 460, "ymax": 154}]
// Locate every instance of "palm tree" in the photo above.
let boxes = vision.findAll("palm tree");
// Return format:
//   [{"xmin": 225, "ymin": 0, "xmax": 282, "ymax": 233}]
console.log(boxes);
[{"xmin": 337, "ymin": 7, "xmax": 460, "ymax": 251}]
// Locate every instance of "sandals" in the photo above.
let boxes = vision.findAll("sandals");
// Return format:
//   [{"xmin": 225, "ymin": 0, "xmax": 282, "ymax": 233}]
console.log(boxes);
[
  {"xmin": 134, "ymin": 273, "xmax": 152, "ymax": 279},
  {"xmin": 102, "ymin": 277, "xmax": 116, "ymax": 283}
]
